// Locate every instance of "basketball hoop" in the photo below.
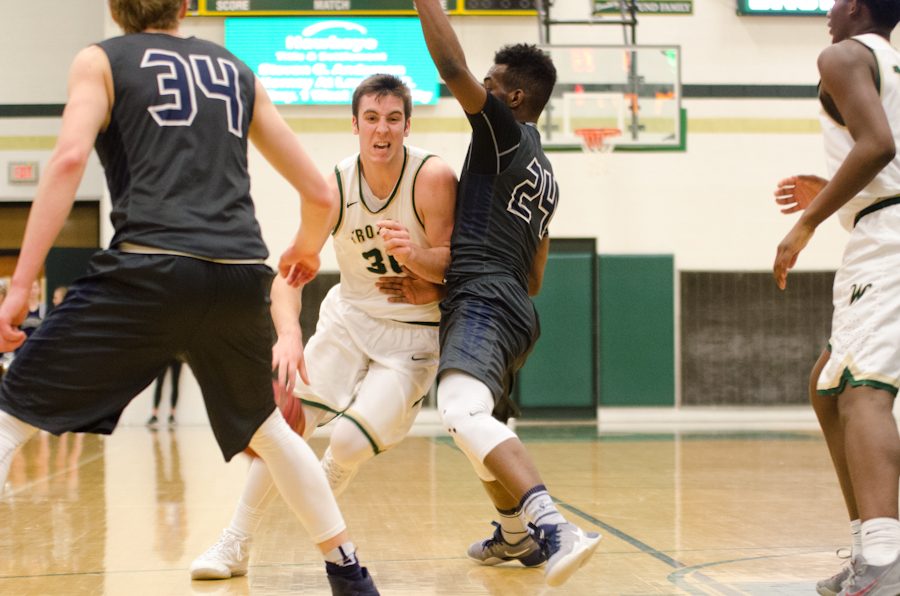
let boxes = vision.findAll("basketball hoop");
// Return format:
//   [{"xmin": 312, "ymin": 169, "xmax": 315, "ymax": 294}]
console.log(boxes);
[{"xmin": 574, "ymin": 128, "xmax": 621, "ymax": 153}]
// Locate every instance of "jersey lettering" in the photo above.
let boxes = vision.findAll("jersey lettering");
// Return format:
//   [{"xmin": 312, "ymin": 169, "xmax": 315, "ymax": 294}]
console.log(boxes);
[
  {"xmin": 190, "ymin": 55, "xmax": 244, "ymax": 137},
  {"xmin": 507, "ymin": 158, "xmax": 557, "ymax": 238},
  {"xmin": 142, "ymin": 50, "xmax": 197, "ymax": 126},
  {"xmin": 142, "ymin": 50, "xmax": 245, "ymax": 137},
  {"xmin": 361, "ymin": 248, "xmax": 403, "ymax": 275}
]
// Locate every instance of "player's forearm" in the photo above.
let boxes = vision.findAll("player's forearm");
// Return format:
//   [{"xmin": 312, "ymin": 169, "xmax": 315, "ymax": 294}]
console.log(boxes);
[
  {"xmin": 402, "ymin": 246, "xmax": 449, "ymax": 284},
  {"xmin": 11, "ymin": 151, "xmax": 85, "ymax": 293},
  {"xmin": 293, "ymin": 197, "xmax": 335, "ymax": 256},
  {"xmin": 270, "ymin": 276, "xmax": 303, "ymax": 341},
  {"xmin": 799, "ymin": 141, "xmax": 895, "ymax": 229},
  {"xmin": 415, "ymin": 0, "xmax": 469, "ymax": 82}
]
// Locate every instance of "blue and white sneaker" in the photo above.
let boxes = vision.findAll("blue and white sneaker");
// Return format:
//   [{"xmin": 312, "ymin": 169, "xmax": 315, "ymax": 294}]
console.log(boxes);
[
  {"xmin": 530, "ymin": 522, "xmax": 602, "ymax": 587},
  {"xmin": 467, "ymin": 521, "xmax": 547, "ymax": 567}
]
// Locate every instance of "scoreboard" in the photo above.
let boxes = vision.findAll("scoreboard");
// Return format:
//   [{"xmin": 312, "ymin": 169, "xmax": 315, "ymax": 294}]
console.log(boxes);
[
  {"xmin": 195, "ymin": 0, "xmax": 537, "ymax": 15},
  {"xmin": 736, "ymin": 0, "xmax": 832, "ymax": 15}
]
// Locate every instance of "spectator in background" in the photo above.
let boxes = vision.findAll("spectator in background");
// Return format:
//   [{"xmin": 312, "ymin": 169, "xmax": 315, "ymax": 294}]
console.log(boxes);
[
  {"xmin": 148, "ymin": 359, "xmax": 183, "ymax": 429},
  {"xmin": 51, "ymin": 286, "xmax": 68, "ymax": 309}
]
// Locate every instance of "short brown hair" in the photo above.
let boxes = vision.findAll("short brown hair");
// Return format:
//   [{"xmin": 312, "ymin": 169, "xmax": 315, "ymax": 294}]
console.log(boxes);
[
  {"xmin": 351, "ymin": 74, "xmax": 412, "ymax": 121},
  {"xmin": 108, "ymin": 0, "xmax": 183, "ymax": 34}
]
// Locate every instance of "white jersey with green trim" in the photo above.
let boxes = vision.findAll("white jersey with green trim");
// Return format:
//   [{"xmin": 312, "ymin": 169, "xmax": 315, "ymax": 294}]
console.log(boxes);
[
  {"xmin": 332, "ymin": 145, "xmax": 441, "ymax": 323},
  {"xmin": 822, "ymin": 33, "xmax": 900, "ymax": 231}
]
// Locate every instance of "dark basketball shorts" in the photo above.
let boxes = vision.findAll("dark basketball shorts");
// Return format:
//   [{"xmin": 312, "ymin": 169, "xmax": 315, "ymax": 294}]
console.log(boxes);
[
  {"xmin": 438, "ymin": 275, "xmax": 539, "ymax": 422},
  {"xmin": 0, "ymin": 251, "xmax": 277, "ymax": 461}
]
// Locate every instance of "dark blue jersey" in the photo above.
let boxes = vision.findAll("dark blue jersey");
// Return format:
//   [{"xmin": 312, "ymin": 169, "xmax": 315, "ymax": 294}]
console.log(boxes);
[
  {"xmin": 95, "ymin": 33, "xmax": 267, "ymax": 260},
  {"xmin": 444, "ymin": 93, "xmax": 558, "ymax": 290}
]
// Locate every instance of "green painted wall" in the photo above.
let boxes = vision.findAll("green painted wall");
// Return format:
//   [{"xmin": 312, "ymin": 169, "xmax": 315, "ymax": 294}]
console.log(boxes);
[
  {"xmin": 516, "ymin": 241, "xmax": 597, "ymax": 416},
  {"xmin": 599, "ymin": 255, "xmax": 675, "ymax": 406}
]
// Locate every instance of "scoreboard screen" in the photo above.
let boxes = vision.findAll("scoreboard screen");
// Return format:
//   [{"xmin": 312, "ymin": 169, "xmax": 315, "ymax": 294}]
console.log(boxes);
[
  {"xmin": 199, "ymin": 0, "xmax": 535, "ymax": 15},
  {"xmin": 737, "ymin": 0, "xmax": 832, "ymax": 15},
  {"xmin": 225, "ymin": 17, "xmax": 440, "ymax": 105}
]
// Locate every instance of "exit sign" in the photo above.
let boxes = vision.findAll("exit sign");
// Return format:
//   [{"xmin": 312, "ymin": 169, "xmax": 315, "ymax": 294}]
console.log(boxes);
[{"xmin": 8, "ymin": 161, "xmax": 39, "ymax": 185}]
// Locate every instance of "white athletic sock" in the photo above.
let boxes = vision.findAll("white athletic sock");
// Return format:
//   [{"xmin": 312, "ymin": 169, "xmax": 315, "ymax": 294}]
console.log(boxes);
[
  {"xmin": 861, "ymin": 517, "xmax": 900, "ymax": 566},
  {"xmin": 0, "ymin": 411, "xmax": 37, "ymax": 488},
  {"xmin": 496, "ymin": 507, "xmax": 529, "ymax": 544},
  {"xmin": 519, "ymin": 485, "xmax": 566, "ymax": 528},
  {"xmin": 228, "ymin": 457, "xmax": 280, "ymax": 538},
  {"xmin": 324, "ymin": 542, "xmax": 359, "ymax": 566},
  {"xmin": 851, "ymin": 519, "xmax": 862, "ymax": 559},
  {"xmin": 248, "ymin": 411, "xmax": 346, "ymax": 544}
]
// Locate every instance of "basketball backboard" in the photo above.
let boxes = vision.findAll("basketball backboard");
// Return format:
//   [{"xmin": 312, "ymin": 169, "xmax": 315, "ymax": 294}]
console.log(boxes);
[{"xmin": 539, "ymin": 45, "xmax": 683, "ymax": 152}]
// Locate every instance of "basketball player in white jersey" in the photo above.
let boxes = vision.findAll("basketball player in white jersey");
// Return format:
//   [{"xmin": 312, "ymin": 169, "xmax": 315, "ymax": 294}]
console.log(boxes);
[
  {"xmin": 773, "ymin": 1, "xmax": 900, "ymax": 593},
  {"xmin": 190, "ymin": 74, "xmax": 456, "ymax": 580}
]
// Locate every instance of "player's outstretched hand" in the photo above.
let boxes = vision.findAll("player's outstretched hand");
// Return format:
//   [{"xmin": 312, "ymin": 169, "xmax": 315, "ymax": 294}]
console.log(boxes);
[
  {"xmin": 272, "ymin": 330, "xmax": 308, "ymax": 395},
  {"xmin": 774, "ymin": 175, "xmax": 827, "ymax": 214},
  {"xmin": 773, "ymin": 221, "xmax": 815, "ymax": 290},
  {"xmin": 278, "ymin": 244, "xmax": 320, "ymax": 287},
  {"xmin": 0, "ymin": 287, "xmax": 28, "ymax": 353},
  {"xmin": 376, "ymin": 275, "xmax": 443, "ymax": 305}
]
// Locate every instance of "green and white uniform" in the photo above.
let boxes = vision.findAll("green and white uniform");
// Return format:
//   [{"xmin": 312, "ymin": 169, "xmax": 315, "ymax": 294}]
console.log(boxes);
[
  {"xmin": 818, "ymin": 33, "xmax": 900, "ymax": 396},
  {"xmin": 293, "ymin": 146, "xmax": 440, "ymax": 453}
]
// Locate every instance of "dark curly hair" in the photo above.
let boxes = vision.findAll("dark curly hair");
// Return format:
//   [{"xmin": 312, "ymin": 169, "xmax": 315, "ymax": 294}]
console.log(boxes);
[
  {"xmin": 861, "ymin": 0, "xmax": 900, "ymax": 28},
  {"xmin": 493, "ymin": 44, "xmax": 557, "ymax": 115}
]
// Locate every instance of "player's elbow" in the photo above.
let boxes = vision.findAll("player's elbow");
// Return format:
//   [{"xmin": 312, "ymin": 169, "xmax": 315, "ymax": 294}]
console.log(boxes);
[
  {"xmin": 50, "ymin": 143, "xmax": 91, "ymax": 178},
  {"xmin": 305, "ymin": 178, "xmax": 333, "ymax": 210},
  {"xmin": 876, "ymin": 140, "xmax": 896, "ymax": 168}
]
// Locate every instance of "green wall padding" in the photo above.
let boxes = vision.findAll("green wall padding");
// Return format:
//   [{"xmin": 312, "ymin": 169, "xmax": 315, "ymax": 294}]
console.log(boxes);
[
  {"xmin": 517, "ymin": 252, "xmax": 596, "ymax": 411},
  {"xmin": 599, "ymin": 255, "xmax": 675, "ymax": 406}
]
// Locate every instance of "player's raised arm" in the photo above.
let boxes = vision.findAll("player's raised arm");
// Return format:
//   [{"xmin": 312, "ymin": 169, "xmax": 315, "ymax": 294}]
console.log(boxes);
[
  {"xmin": 414, "ymin": 0, "xmax": 486, "ymax": 114},
  {"xmin": 249, "ymin": 79, "xmax": 337, "ymax": 283}
]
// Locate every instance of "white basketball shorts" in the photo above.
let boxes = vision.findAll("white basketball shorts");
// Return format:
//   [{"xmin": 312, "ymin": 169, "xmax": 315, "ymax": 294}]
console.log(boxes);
[
  {"xmin": 293, "ymin": 284, "xmax": 439, "ymax": 451},
  {"xmin": 818, "ymin": 204, "xmax": 900, "ymax": 397}
]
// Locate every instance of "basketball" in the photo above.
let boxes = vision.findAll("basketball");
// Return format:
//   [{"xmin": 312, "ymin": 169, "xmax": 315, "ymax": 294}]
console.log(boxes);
[{"xmin": 244, "ymin": 380, "xmax": 306, "ymax": 458}]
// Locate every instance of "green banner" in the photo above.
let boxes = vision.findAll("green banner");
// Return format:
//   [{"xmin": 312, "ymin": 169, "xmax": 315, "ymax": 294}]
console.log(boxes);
[{"xmin": 594, "ymin": 0, "xmax": 692, "ymax": 14}]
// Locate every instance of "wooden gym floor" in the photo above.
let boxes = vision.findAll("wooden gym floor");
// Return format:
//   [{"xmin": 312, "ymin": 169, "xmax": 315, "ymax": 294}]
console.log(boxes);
[{"xmin": 0, "ymin": 422, "xmax": 850, "ymax": 595}]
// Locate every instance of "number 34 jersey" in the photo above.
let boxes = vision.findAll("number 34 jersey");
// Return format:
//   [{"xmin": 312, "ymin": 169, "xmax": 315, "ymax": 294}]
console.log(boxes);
[
  {"xmin": 95, "ymin": 33, "xmax": 266, "ymax": 261},
  {"xmin": 332, "ymin": 145, "xmax": 441, "ymax": 324}
]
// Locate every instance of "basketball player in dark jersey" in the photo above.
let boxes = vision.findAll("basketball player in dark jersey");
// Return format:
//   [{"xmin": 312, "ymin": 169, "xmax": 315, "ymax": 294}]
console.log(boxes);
[
  {"xmin": 0, "ymin": 1, "xmax": 377, "ymax": 594},
  {"xmin": 415, "ymin": 0, "xmax": 601, "ymax": 587}
]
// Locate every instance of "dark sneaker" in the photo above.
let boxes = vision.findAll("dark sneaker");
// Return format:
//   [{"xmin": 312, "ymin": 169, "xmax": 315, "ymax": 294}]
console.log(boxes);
[
  {"xmin": 839, "ymin": 553, "xmax": 900, "ymax": 595},
  {"xmin": 467, "ymin": 521, "xmax": 547, "ymax": 567},
  {"xmin": 326, "ymin": 565, "xmax": 379, "ymax": 595},
  {"xmin": 167, "ymin": 414, "xmax": 176, "ymax": 427},
  {"xmin": 146, "ymin": 415, "xmax": 159, "ymax": 430},
  {"xmin": 531, "ymin": 522, "xmax": 602, "ymax": 587}
]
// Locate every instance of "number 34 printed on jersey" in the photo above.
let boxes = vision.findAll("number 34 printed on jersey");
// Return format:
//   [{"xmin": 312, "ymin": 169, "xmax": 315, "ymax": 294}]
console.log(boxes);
[{"xmin": 141, "ymin": 49, "xmax": 244, "ymax": 138}]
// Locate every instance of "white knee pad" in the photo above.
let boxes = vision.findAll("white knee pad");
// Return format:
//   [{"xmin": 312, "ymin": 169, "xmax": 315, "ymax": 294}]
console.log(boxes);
[
  {"xmin": 329, "ymin": 417, "xmax": 375, "ymax": 468},
  {"xmin": 437, "ymin": 371, "xmax": 516, "ymax": 482}
]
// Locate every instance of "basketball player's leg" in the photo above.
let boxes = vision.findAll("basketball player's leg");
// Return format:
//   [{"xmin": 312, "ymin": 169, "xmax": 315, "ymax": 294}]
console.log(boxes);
[
  {"xmin": 810, "ymin": 349, "xmax": 864, "ymax": 595},
  {"xmin": 324, "ymin": 352, "xmax": 433, "ymax": 496},
  {"xmin": 437, "ymin": 370, "xmax": 600, "ymax": 586},
  {"xmin": 190, "ymin": 405, "xmax": 332, "ymax": 580},
  {"xmin": 839, "ymin": 385, "xmax": 900, "ymax": 556},
  {"xmin": 0, "ymin": 410, "xmax": 37, "ymax": 489},
  {"xmin": 0, "ymin": 253, "xmax": 192, "ymax": 486},
  {"xmin": 187, "ymin": 264, "xmax": 377, "ymax": 593}
]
